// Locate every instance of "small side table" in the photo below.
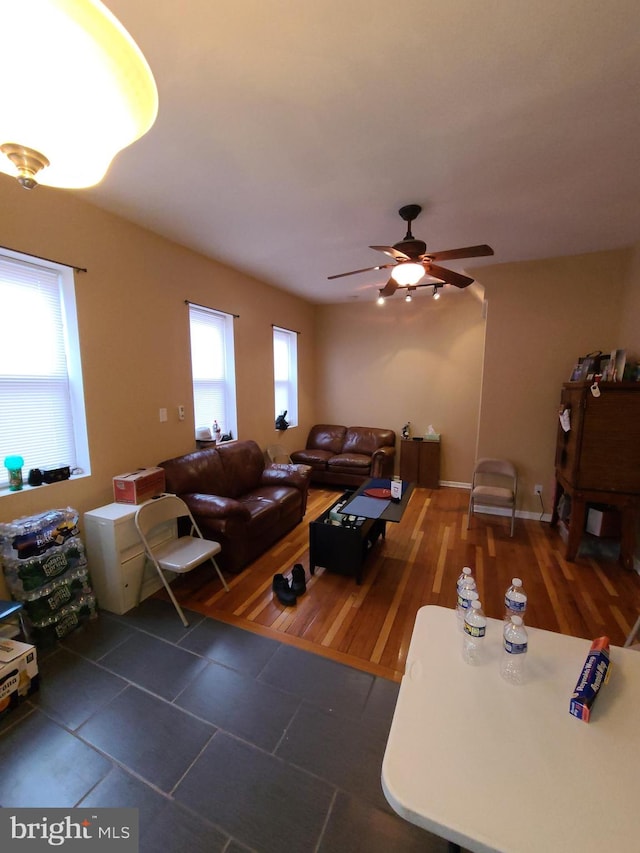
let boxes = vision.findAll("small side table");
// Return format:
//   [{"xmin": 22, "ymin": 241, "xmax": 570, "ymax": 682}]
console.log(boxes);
[{"xmin": 399, "ymin": 439, "xmax": 440, "ymax": 488}]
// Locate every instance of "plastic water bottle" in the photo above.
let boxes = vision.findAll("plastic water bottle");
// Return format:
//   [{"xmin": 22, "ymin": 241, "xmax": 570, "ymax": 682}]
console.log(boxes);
[
  {"xmin": 456, "ymin": 566, "xmax": 474, "ymax": 594},
  {"xmin": 500, "ymin": 615, "xmax": 528, "ymax": 685},
  {"xmin": 457, "ymin": 583, "xmax": 478, "ymax": 631},
  {"xmin": 504, "ymin": 578, "xmax": 527, "ymax": 623},
  {"xmin": 462, "ymin": 600, "xmax": 487, "ymax": 665}
]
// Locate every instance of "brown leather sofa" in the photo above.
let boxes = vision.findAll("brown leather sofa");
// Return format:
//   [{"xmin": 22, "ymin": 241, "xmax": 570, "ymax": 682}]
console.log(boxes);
[
  {"xmin": 158, "ymin": 440, "xmax": 311, "ymax": 573},
  {"xmin": 290, "ymin": 424, "xmax": 396, "ymax": 487}
]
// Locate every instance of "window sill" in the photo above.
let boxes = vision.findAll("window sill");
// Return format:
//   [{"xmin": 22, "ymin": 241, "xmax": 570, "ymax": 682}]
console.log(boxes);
[{"xmin": 0, "ymin": 472, "xmax": 89, "ymax": 500}]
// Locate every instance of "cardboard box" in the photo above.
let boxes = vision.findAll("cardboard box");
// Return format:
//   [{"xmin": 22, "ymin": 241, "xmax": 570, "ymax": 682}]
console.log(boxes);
[
  {"xmin": 113, "ymin": 467, "xmax": 165, "ymax": 504},
  {"xmin": 586, "ymin": 507, "xmax": 621, "ymax": 538},
  {"xmin": 0, "ymin": 639, "xmax": 39, "ymax": 718}
]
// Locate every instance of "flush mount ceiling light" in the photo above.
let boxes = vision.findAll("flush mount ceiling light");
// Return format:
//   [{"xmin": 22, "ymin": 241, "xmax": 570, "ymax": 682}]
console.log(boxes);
[{"xmin": 0, "ymin": 0, "xmax": 158, "ymax": 189}]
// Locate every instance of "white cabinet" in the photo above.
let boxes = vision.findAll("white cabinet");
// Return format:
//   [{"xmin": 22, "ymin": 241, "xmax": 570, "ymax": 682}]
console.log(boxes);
[{"xmin": 83, "ymin": 502, "xmax": 176, "ymax": 615}]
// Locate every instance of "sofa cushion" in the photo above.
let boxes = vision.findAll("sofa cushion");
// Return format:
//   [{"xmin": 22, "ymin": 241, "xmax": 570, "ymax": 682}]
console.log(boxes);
[
  {"xmin": 217, "ymin": 440, "xmax": 265, "ymax": 498},
  {"xmin": 289, "ymin": 448, "xmax": 334, "ymax": 470},
  {"xmin": 160, "ymin": 447, "xmax": 227, "ymax": 496},
  {"xmin": 306, "ymin": 424, "xmax": 347, "ymax": 454},
  {"xmin": 328, "ymin": 452, "xmax": 372, "ymax": 471},
  {"xmin": 238, "ymin": 494, "xmax": 282, "ymax": 538},
  {"xmin": 342, "ymin": 426, "xmax": 396, "ymax": 455}
]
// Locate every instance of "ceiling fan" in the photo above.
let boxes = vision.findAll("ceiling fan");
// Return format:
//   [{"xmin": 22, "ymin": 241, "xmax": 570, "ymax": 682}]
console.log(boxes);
[{"xmin": 328, "ymin": 204, "xmax": 494, "ymax": 297}]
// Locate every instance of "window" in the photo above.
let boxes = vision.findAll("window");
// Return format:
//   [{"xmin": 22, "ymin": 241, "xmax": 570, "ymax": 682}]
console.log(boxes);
[
  {"xmin": 273, "ymin": 326, "xmax": 298, "ymax": 428},
  {"xmin": 0, "ymin": 250, "xmax": 89, "ymax": 489},
  {"xmin": 188, "ymin": 304, "xmax": 237, "ymax": 439}
]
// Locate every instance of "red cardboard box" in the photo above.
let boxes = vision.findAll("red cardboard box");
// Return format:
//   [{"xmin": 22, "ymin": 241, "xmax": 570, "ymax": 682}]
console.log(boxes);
[{"xmin": 113, "ymin": 467, "xmax": 165, "ymax": 504}]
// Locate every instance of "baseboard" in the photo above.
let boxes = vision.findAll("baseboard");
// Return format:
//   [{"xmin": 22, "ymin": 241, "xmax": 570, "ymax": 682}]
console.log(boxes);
[{"xmin": 439, "ymin": 481, "xmax": 551, "ymax": 522}]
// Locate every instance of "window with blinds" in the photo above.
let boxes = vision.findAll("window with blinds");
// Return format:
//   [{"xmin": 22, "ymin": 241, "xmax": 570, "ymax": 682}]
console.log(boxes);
[
  {"xmin": 0, "ymin": 251, "xmax": 89, "ymax": 489},
  {"xmin": 273, "ymin": 326, "xmax": 298, "ymax": 427},
  {"xmin": 188, "ymin": 304, "xmax": 237, "ymax": 439}
]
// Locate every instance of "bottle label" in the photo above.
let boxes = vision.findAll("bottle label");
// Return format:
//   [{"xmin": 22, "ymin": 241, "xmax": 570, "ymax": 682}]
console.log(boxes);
[
  {"xmin": 504, "ymin": 640, "xmax": 527, "ymax": 655},
  {"xmin": 505, "ymin": 594, "xmax": 526, "ymax": 612},
  {"xmin": 457, "ymin": 592, "xmax": 474, "ymax": 609},
  {"xmin": 464, "ymin": 623, "xmax": 486, "ymax": 638}
]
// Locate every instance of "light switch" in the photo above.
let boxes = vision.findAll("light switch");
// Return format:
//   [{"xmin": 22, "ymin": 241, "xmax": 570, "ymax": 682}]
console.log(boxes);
[{"xmin": 159, "ymin": 407, "xmax": 168, "ymax": 422}]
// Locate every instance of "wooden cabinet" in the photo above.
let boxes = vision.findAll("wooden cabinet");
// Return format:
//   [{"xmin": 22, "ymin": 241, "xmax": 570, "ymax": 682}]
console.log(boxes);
[
  {"xmin": 552, "ymin": 381, "xmax": 640, "ymax": 567},
  {"xmin": 399, "ymin": 439, "xmax": 440, "ymax": 488},
  {"xmin": 84, "ymin": 502, "xmax": 176, "ymax": 614}
]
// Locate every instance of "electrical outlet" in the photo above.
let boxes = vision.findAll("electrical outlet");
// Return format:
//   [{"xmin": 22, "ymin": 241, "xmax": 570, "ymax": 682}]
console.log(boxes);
[
  {"xmin": 534, "ymin": 484, "xmax": 543, "ymax": 495},
  {"xmin": 178, "ymin": 405, "xmax": 185, "ymax": 421}
]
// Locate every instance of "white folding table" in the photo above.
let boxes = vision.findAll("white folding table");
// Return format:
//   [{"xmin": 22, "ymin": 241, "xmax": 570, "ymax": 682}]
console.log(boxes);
[{"xmin": 382, "ymin": 605, "xmax": 640, "ymax": 853}]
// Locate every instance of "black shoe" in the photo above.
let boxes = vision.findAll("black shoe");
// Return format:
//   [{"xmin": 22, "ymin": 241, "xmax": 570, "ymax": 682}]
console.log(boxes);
[
  {"xmin": 291, "ymin": 564, "xmax": 306, "ymax": 596},
  {"xmin": 272, "ymin": 573, "xmax": 296, "ymax": 606}
]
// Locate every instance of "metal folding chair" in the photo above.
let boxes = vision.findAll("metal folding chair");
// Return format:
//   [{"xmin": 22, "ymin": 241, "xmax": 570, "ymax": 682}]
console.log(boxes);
[
  {"xmin": 135, "ymin": 494, "xmax": 228, "ymax": 626},
  {"xmin": 467, "ymin": 457, "xmax": 518, "ymax": 537}
]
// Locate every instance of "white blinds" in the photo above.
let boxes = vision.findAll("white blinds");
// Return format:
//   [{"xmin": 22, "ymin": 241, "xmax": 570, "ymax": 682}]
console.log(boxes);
[
  {"xmin": 0, "ymin": 255, "xmax": 77, "ymax": 482},
  {"xmin": 273, "ymin": 326, "xmax": 297, "ymax": 424},
  {"xmin": 189, "ymin": 304, "xmax": 233, "ymax": 434}
]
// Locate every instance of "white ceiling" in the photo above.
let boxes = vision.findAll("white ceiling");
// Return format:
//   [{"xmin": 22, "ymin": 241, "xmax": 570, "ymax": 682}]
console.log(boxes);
[{"xmin": 78, "ymin": 0, "xmax": 640, "ymax": 304}]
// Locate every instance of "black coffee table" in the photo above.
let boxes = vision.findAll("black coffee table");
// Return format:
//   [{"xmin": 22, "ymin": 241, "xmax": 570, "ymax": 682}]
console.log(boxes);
[{"xmin": 308, "ymin": 478, "xmax": 414, "ymax": 584}]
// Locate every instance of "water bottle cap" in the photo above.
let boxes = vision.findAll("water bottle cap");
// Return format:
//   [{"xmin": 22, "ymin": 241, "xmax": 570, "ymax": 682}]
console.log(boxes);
[
  {"xmin": 511, "ymin": 615, "xmax": 523, "ymax": 626},
  {"xmin": 512, "ymin": 578, "xmax": 522, "ymax": 587},
  {"xmin": 462, "ymin": 567, "xmax": 472, "ymax": 576}
]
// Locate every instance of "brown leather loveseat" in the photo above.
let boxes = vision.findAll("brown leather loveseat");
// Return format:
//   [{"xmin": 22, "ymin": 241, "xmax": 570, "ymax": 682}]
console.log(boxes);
[
  {"xmin": 290, "ymin": 424, "xmax": 396, "ymax": 487},
  {"xmin": 159, "ymin": 440, "xmax": 311, "ymax": 573}
]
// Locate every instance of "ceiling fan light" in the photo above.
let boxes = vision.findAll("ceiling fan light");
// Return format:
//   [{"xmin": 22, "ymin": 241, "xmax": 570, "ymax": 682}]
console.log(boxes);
[
  {"xmin": 377, "ymin": 292, "xmax": 385, "ymax": 305},
  {"xmin": 0, "ymin": 0, "xmax": 158, "ymax": 189},
  {"xmin": 391, "ymin": 262, "xmax": 424, "ymax": 286},
  {"xmin": 433, "ymin": 286, "xmax": 441, "ymax": 300}
]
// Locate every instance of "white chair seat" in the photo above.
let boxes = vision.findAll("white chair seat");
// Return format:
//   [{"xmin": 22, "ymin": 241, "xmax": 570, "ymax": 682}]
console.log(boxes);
[
  {"xmin": 155, "ymin": 536, "xmax": 222, "ymax": 573},
  {"xmin": 471, "ymin": 485, "xmax": 515, "ymax": 503}
]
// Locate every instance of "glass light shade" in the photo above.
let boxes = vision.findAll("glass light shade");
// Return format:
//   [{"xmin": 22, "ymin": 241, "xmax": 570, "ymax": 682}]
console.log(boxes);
[
  {"xmin": 0, "ymin": 0, "xmax": 158, "ymax": 189},
  {"xmin": 390, "ymin": 262, "xmax": 424, "ymax": 286}
]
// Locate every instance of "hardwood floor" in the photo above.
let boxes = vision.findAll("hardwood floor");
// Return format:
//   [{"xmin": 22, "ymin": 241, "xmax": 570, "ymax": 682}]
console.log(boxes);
[{"xmin": 166, "ymin": 485, "xmax": 640, "ymax": 683}]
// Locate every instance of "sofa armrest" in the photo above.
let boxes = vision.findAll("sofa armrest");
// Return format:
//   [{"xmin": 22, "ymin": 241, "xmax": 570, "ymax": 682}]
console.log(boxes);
[
  {"xmin": 371, "ymin": 446, "xmax": 396, "ymax": 478},
  {"xmin": 261, "ymin": 463, "xmax": 311, "ymax": 491},
  {"xmin": 185, "ymin": 493, "xmax": 251, "ymax": 522},
  {"xmin": 262, "ymin": 463, "xmax": 311, "ymax": 514}
]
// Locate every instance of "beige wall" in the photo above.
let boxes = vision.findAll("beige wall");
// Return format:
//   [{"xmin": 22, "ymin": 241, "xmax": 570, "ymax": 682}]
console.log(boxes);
[
  {"xmin": 0, "ymin": 175, "xmax": 316, "ymax": 540},
  {"xmin": 315, "ymin": 291, "xmax": 486, "ymax": 483},
  {"xmin": 475, "ymin": 249, "xmax": 632, "ymax": 511},
  {"xmin": 618, "ymin": 241, "xmax": 640, "ymax": 359}
]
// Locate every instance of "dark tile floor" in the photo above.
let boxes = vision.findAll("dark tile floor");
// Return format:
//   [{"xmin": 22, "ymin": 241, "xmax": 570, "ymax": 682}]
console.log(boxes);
[{"xmin": 0, "ymin": 599, "xmax": 448, "ymax": 852}]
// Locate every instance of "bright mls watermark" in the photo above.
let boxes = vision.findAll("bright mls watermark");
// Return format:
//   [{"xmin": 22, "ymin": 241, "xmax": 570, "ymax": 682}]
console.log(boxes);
[{"xmin": 0, "ymin": 809, "xmax": 138, "ymax": 851}]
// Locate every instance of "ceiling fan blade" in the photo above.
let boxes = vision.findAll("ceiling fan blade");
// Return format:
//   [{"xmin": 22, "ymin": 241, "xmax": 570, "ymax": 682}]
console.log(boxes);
[
  {"xmin": 426, "ymin": 244, "xmax": 494, "ymax": 262},
  {"xmin": 427, "ymin": 263, "xmax": 474, "ymax": 288},
  {"xmin": 369, "ymin": 245, "xmax": 411, "ymax": 261},
  {"xmin": 380, "ymin": 277, "xmax": 398, "ymax": 297},
  {"xmin": 327, "ymin": 263, "xmax": 392, "ymax": 280}
]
